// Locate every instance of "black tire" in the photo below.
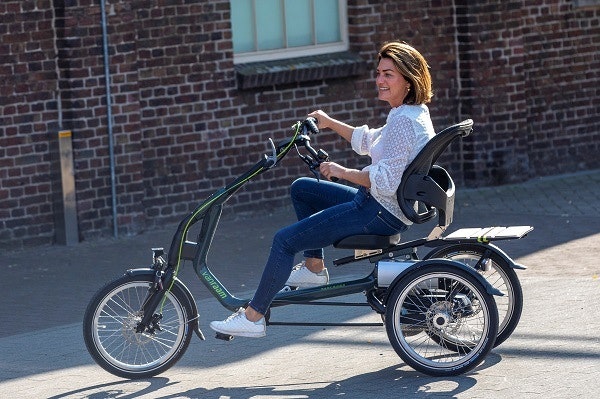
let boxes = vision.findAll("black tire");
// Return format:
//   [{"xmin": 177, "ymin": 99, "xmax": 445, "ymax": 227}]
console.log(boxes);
[
  {"xmin": 385, "ymin": 263, "xmax": 498, "ymax": 376},
  {"xmin": 83, "ymin": 274, "xmax": 194, "ymax": 379},
  {"xmin": 424, "ymin": 244, "xmax": 523, "ymax": 347}
]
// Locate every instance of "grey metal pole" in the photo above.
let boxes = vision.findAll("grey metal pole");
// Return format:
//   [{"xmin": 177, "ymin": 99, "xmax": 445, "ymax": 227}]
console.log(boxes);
[{"xmin": 100, "ymin": 0, "xmax": 118, "ymax": 238}]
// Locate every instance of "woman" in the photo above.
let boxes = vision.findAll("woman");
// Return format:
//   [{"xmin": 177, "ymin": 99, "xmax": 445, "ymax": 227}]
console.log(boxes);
[{"xmin": 210, "ymin": 41, "xmax": 435, "ymax": 337}]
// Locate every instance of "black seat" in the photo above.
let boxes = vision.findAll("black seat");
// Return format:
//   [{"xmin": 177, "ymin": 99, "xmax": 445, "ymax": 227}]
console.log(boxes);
[
  {"xmin": 333, "ymin": 119, "xmax": 474, "ymax": 250},
  {"xmin": 334, "ymin": 233, "xmax": 401, "ymax": 250}
]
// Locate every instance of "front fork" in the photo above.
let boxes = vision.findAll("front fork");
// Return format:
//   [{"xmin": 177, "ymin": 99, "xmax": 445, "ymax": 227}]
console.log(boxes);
[{"xmin": 135, "ymin": 248, "xmax": 173, "ymax": 334}]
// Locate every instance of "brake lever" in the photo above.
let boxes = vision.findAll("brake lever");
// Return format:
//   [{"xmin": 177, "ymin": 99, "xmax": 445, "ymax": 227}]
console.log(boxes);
[
  {"xmin": 308, "ymin": 160, "xmax": 321, "ymax": 181},
  {"xmin": 293, "ymin": 145, "xmax": 319, "ymax": 181},
  {"xmin": 264, "ymin": 138, "xmax": 278, "ymax": 168},
  {"xmin": 314, "ymin": 148, "xmax": 339, "ymax": 182}
]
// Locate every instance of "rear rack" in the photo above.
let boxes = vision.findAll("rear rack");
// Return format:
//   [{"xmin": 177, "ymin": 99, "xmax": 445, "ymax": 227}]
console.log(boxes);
[
  {"xmin": 444, "ymin": 226, "xmax": 534, "ymax": 243},
  {"xmin": 332, "ymin": 225, "xmax": 534, "ymax": 266}
]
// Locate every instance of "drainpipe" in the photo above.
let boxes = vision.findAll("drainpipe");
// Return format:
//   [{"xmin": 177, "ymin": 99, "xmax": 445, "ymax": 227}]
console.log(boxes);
[
  {"xmin": 100, "ymin": 0, "xmax": 118, "ymax": 238},
  {"xmin": 452, "ymin": 0, "xmax": 466, "ymax": 186},
  {"xmin": 452, "ymin": 0, "xmax": 463, "ymax": 122}
]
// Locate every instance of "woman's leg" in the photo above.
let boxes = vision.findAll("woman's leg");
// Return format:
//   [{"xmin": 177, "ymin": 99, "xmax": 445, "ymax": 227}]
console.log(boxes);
[
  {"xmin": 290, "ymin": 177, "xmax": 357, "ymax": 221},
  {"xmin": 211, "ymin": 189, "xmax": 408, "ymax": 334},
  {"xmin": 290, "ymin": 177, "xmax": 357, "ymax": 272},
  {"xmin": 248, "ymin": 188, "xmax": 407, "ymax": 316}
]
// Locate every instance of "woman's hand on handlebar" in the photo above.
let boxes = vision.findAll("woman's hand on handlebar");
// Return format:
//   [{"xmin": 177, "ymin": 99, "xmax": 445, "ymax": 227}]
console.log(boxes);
[
  {"xmin": 308, "ymin": 110, "xmax": 355, "ymax": 143},
  {"xmin": 319, "ymin": 161, "xmax": 347, "ymax": 182},
  {"xmin": 307, "ymin": 110, "xmax": 331, "ymax": 130},
  {"xmin": 322, "ymin": 162, "xmax": 372, "ymax": 188}
]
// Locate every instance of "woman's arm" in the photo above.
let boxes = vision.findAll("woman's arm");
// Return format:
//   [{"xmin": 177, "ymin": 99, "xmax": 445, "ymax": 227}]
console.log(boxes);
[
  {"xmin": 319, "ymin": 162, "xmax": 371, "ymax": 188},
  {"xmin": 308, "ymin": 109, "xmax": 372, "ymax": 187},
  {"xmin": 308, "ymin": 110, "xmax": 355, "ymax": 143}
]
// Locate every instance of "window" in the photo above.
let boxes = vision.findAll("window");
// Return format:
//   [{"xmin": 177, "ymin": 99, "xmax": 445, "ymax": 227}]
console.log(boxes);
[
  {"xmin": 573, "ymin": 0, "xmax": 600, "ymax": 7},
  {"xmin": 230, "ymin": 0, "xmax": 348, "ymax": 64}
]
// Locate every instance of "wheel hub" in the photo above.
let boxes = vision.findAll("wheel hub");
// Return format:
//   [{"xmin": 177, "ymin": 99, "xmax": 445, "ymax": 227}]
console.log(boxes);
[
  {"xmin": 434, "ymin": 314, "xmax": 449, "ymax": 328},
  {"xmin": 427, "ymin": 301, "xmax": 453, "ymax": 331},
  {"xmin": 122, "ymin": 312, "xmax": 153, "ymax": 344}
]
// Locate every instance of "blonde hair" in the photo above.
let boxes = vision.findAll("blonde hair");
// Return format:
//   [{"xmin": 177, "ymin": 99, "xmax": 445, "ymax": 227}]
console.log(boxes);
[{"xmin": 378, "ymin": 41, "xmax": 433, "ymax": 105}]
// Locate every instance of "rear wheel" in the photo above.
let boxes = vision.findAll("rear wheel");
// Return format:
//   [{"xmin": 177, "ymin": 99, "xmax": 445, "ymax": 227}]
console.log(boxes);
[
  {"xmin": 83, "ymin": 274, "xmax": 194, "ymax": 379},
  {"xmin": 425, "ymin": 244, "xmax": 523, "ymax": 347},
  {"xmin": 385, "ymin": 263, "xmax": 498, "ymax": 376}
]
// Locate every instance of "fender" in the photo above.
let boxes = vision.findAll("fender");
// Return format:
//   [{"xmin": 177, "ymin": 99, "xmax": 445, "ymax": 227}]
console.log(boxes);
[
  {"xmin": 385, "ymin": 259, "xmax": 504, "ymax": 297},
  {"xmin": 424, "ymin": 242, "xmax": 526, "ymax": 270},
  {"xmin": 126, "ymin": 268, "xmax": 205, "ymax": 340}
]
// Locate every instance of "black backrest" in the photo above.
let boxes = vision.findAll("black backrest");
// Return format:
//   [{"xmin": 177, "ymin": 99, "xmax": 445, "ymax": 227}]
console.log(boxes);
[{"xmin": 397, "ymin": 119, "xmax": 473, "ymax": 226}]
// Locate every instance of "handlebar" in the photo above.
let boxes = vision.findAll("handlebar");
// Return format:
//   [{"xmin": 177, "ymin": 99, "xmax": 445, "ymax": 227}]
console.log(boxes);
[
  {"xmin": 296, "ymin": 136, "xmax": 337, "ymax": 182},
  {"xmin": 303, "ymin": 117, "xmax": 319, "ymax": 135},
  {"xmin": 263, "ymin": 118, "xmax": 335, "ymax": 181}
]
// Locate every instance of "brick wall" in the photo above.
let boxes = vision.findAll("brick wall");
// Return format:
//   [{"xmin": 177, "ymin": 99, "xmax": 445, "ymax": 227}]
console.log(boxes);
[
  {"xmin": 1, "ymin": 0, "xmax": 598, "ymax": 249},
  {"xmin": 453, "ymin": 0, "xmax": 531, "ymax": 185},
  {"xmin": 0, "ymin": 0, "xmax": 60, "ymax": 246},
  {"xmin": 522, "ymin": 1, "xmax": 600, "ymax": 176},
  {"xmin": 454, "ymin": 0, "xmax": 600, "ymax": 185}
]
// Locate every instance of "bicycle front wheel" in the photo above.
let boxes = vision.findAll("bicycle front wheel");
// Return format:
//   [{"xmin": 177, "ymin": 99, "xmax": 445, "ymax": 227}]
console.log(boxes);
[
  {"xmin": 385, "ymin": 264, "xmax": 498, "ymax": 376},
  {"xmin": 83, "ymin": 274, "xmax": 194, "ymax": 379}
]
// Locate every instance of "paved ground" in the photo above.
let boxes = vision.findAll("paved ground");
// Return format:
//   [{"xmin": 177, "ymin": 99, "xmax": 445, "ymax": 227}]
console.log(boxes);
[{"xmin": 1, "ymin": 169, "xmax": 599, "ymax": 398}]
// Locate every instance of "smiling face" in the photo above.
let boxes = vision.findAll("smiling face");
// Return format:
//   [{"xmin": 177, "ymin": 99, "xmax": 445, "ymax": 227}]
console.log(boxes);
[{"xmin": 376, "ymin": 57, "xmax": 411, "ymax": 108}]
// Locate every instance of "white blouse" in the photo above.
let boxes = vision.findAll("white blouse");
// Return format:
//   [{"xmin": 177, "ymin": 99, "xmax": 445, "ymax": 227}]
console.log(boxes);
[{"xmin": 351, "ymin": 104, "xmax": 435, "ymax": 225}]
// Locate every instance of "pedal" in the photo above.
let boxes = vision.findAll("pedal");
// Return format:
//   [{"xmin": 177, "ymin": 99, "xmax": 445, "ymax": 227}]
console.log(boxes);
[
  {"xmin": 278, "ymin": 285, "xmax": 298, "ymax": 293},
  {"xmin": 215, "ymin": 332, "xmax": 234, "ymax": 341}
]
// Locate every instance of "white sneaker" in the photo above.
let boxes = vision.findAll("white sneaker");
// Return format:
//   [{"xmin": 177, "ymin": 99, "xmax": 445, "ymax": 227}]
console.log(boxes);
[
  {"xmin": 209, "ymin": 308, "xmax": 266, "ymax": 338},
  {"xmin": 286, "ymin": 262, "xmax": 329, "ymax": 288}
]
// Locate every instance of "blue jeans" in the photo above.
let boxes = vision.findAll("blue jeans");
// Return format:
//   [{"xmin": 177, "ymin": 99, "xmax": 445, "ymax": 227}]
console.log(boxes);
[{"xmin": 248, "ymin": 177, "xmax": 408, "ymax": 315}]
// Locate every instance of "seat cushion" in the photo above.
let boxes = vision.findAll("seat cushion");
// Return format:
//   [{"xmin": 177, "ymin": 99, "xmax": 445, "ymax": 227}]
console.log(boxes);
[{"xmin": 333, "ymin": 234, "xmax": 401, "ymax": 250}]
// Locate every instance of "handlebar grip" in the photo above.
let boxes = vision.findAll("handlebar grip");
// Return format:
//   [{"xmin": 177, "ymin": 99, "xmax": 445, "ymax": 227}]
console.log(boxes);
[{"xmin": 304, "ymin": 117, "xmax": 319, "ymax": 135}]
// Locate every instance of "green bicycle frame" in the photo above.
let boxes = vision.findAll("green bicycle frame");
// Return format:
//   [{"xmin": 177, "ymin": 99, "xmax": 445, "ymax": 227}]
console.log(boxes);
[{"xmin": 164, "ymin": 124, "xmax": 378, "ymax": 314}]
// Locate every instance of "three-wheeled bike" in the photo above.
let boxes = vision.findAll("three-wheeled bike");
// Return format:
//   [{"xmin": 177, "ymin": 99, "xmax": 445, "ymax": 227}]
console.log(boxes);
[{"xmin": 83, "ymin": 118, "xmax": 532, "ymax": 378}]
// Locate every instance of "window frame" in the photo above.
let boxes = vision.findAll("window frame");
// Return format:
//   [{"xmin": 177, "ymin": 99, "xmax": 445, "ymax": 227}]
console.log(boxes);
[{"xmin": 231, "ymin": 0, "xmax": 349, "ymax": 65}]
